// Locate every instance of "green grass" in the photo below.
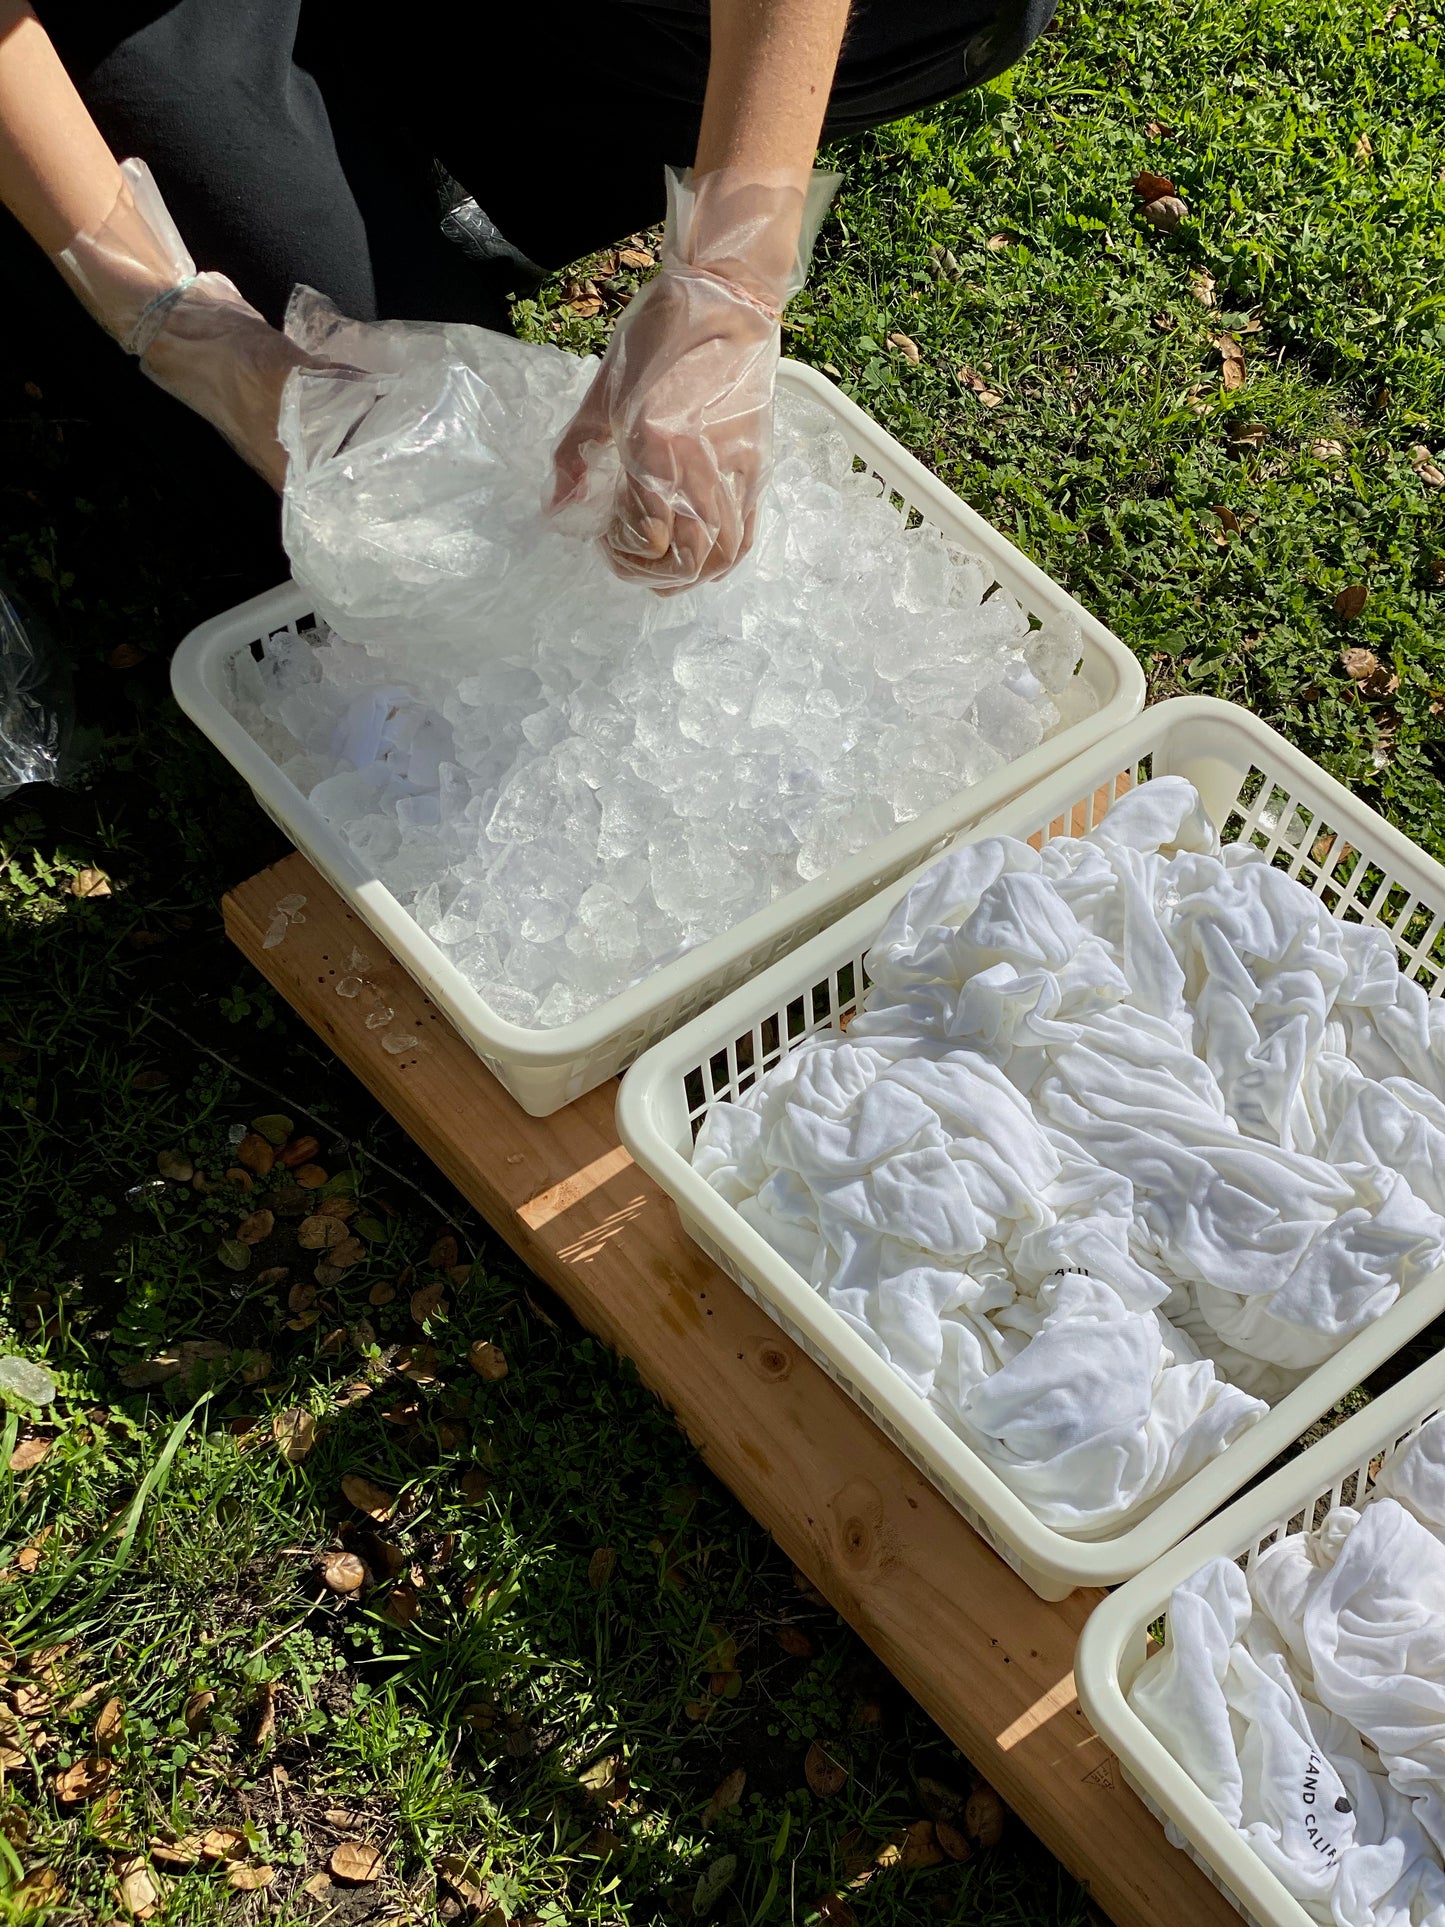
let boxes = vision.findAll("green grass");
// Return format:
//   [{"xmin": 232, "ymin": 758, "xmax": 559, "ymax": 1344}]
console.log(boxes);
[{"xmin": 2, "ymin": 0, "xmax": 1444, "ymax": 1916}]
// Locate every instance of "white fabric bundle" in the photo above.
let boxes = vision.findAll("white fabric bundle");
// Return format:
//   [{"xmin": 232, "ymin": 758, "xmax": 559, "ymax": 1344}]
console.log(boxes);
[
  {"xmin": 1130, "ymin": 1414, "xmax": 1445, "ymax": 1925},
  {"xmin": 693, "ymin": 776, "xmax": 1445, "ymax": 1533}
]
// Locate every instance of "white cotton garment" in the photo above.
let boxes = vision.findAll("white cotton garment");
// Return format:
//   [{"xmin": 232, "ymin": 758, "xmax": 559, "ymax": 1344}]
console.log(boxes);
[
  {"xmin": 1253, "ymin": 1498, "xmax": 1445, "ymax": 1861},
  {"xmin": 1130, "ymin": 1552, "xmax": 1445, "ymax": 1925},
  {"xmin": 693, "ymin": 776, "xmax": 1445, "ymax": 1535},
  {"xmin": 1374, "ymin": 1413, "xmax": 1445, "ymax": 1541}
]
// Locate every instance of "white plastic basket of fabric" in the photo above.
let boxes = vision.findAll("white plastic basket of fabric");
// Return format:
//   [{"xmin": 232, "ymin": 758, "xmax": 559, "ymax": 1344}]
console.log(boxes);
[
  {"xmin": 615, "ymin": 695, "xmax": 1445, "ymax": 1597},
  {"xmin": 170, "ymin": 360, "xmax": 1143, "ymax": 1117},
  {"xmin": 1076, "ymin": 1352, "xmax": 1445, "ymax": 1927}
]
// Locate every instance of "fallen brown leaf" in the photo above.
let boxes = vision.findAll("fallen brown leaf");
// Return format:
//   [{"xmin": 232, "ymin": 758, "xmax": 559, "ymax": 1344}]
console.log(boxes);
[
  {"xmin": 183, "ymin": 1689, "xmax": 215, "ymax": 1735},
  {"xmin": 1188, "ymin": 268, "xmax": 1217, "ymax": 307},
  {"xmin": 410, "ymin": 1282, "xmax": 447, "ymax": 1323},
  {"xmin": 280, "ymin": 1134, "xmax": 321, "ymax": 1168},
  {"xmin": 936, "ymin": 1819, "xmax": 973, "ymax": 1862},
  {"xmin": 1210, "ymin": 504, "xmax": 1241, "ymax": 535},
  {"xmin": 460, "ymin": 1468, "xmax": 491, "ymax": 1505},
  {"xmin": 228, "ymin": 1863, "xmax": 275, "ymax": 1891},
  {"xmin": 114, "ymin": 1856, "xmax": 163, "ymax": 1916},
  {"xmin": 773, "ymin": 1624, "xmax": 816, "ymax": 1658},
  {"xmin": 224, "ymin": 1167, "xmax": 254, "ymax": 1192},
  {"xmin": 316, "ymin": 1195, "xmax": 357, "ymax": 1221},
  {"xmin": 901, "ymin": 1820, "xmax": 945, "ymax": 1869},
  {"xmin": 55, "ymin": 1755, "xmax": 112, "ymax": 1803},
  {"xmin": 1212, "ymin": 333, "xmax": 1246, "ymax": 390},
  {"xmin": 397, "ymin": 1343, "xmax": 440, "ymax": 1383},
  {"xmin": 298, "ymin": 1214, "xmax": 346, "ymax": 1251},
  {"xmin": 302, "ymin": 1870, "xmax": 334, "ymax": 1898},
  {"xmin": 383, "ymin": 1584, "xmax": 421, "ymax": 1626},
  {"xmin": 156, "ymin": 1149, "xmax": 194, "ymax": 1183},
  {"xmin": 273, "ymin": 1407, "xmax": 317, "ymax": 1463},
  {"xmin": 9, "ymin": 1438, "xmax": 49, "ymax": 1473},
  {"xmin": 1334, "ymin": 584, "xmax": 1370, "ymax": 622},
  {"xmin": 1143, "ymin": 194, "xmax": 1188, "ymax": 230},
  {"xmin": 587, "ymin": 1546, "xmax": 616, "ymax": 1589},
  {"xmin": 956, "ymin": 365, "xmax": 1003, "ymax": 409},
  {"xmin": 70, "ymin": 868, "xmax": 112, "ymax": 899},
  {"xmin": 94, "ymin": 1697, "xmax": 124, "ymax": 1753},
  {"xmin": 468, "ymin": 1340, "xmax": 508, "ymax": 1381},
  {"xmin": 327, "ymin": 1236, "xmax": 366, "ymax": 1270},
  {"xmin": 199, "ymin": 1827, "xmax": 248, "ymax": 1864},
  {"xmin": 148, "ymin": 1834, "xmax": 204, "ymax": 1869},
  {"xmin": 342, "ymin": 1474, "xmax": 395, "ymax": 1521},
  {"xmin": 1132, "ymin": 169, "xmax": 1176, "ymax": 200},
  {"xmin": 295, "ymin": 1164, "xmax": 329, "ymax": 1189},
  {"xmin": 804, "ymin": 1741, "xmax": 848, "ymax": 1798},
  {"xmin": 322, "ymin": 1552, "xmax": 367, "ymax": 1594},
  {"xmin": 236, "ymin": 1208, "xmax": 274, "ymax": 1245},
  {"xmin": 369, "ymin": 1280, "xmax": 397, "ymax": 1306},
  {"xmin": 251, "ymin": 1682, "xmax": 277, "ymax": 1748},
  {"xmin": 235, "ymin": 1133, "xmax": 275, "ymax": 1177},
  {"xmin": 703, "ymin": 1766, "xmax": 747, "ymax": 1827},
  {"xmin": 330, "ymin": 1841, "xmax": 384, "ymax": 1885},
  {"xmin": 1409, "ymin": 444, "xmax": 1445, "ymax": 488},
  {"xmin": 1341, "ymin": 645, "xmax": 1398, "ymax": 698},
  {"xmin": 1311, "ymin": 438, "xmax": 1346, "ymax": 462},
  {"xmin": 618, "ymin": 246, "xmax": 655, "ymax": 270},
  {"xmin": 886, "ymin": 332, "xmax": 921, "ymax": 364},
  {"xmin": 429, "ymin": 1234, "xmax": 460, "ymax": 1269},
  {"xmin": 965, "ymin": 1782, "xmax": 1007, "ymax": 1848}
]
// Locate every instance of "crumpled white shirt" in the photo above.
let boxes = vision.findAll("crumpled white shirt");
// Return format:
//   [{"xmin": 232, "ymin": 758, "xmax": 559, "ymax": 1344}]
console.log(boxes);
[
  {"xmin": 1132, "ymin": 1539, "xmax": 1445, "ymax": 1925},
  {"xmin": 1130, "ymin": 1414, "xmax": 1445, "ymax": 1925},
  {"xmin": 693, "ymin": 776, "xmax": 1445, "ymax": 1533}
]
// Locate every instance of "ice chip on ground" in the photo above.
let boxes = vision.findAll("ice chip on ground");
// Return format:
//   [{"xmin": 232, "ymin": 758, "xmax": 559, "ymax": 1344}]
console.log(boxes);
[
  {"xmin": 0, "ymin": 1356, "xmax": 57, "ymax": 1406},
  {"xmin": 336, "ymin": 976, "xmax": 365, "ymax": 998},
  {"xmin": 262, "ymin": 912, "xmax": 289, "ymax": 949},
  {"xmin": 365, "ymin": 1005, "xmax": 394, "ymax": 1029},
  {"xmin": 381, "ymin": 1032, "xmax": 419, "ymax": 1054},
  {"xmin": 231, "ymin": 323, "xmax": 1099, "ymax": 1029}
]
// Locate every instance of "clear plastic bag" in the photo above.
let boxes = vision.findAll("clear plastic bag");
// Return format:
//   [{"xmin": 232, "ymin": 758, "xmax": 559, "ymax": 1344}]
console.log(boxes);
[{"xmin": 0, "ymin": 575, "xmax": 74, "ymax": 798}]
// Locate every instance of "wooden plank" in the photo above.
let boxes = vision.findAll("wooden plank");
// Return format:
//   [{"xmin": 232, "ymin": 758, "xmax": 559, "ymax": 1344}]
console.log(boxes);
[{"xmin": 226, "ymin": 853, "xmax": 1237, "ymax": 1927}]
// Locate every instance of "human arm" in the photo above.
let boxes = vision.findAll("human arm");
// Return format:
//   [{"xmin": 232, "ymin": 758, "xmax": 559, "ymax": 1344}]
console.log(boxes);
[
  {"xmin": 549, "ymin": 0, "xmax": 850, "ymax": 592},
  {"xmin": 0, "ymin": 1, "xmax": 319, "ymax": 488}
]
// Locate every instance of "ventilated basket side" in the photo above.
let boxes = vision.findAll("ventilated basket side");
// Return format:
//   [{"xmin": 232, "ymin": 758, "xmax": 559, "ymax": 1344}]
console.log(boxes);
[
  {"xmin": 1076, "ymin": 1355, "xmax": 1445, "ymax": 1927},
  {"xmin": 619, "ymin": 697, "xmax": 1445, "ymax": 1595},
  {"xmin": 175, "ymin": 362, "xmax": 1144, "ymax": 1115}
]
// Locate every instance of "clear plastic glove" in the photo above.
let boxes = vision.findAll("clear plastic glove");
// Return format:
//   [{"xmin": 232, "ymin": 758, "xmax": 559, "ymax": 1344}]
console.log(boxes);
[
  {"xmin": 51, "ymin": 159, "xmax": 328, "ymax": 489},
  {"xmin": 549, "ymin": 165, "xmax": 838, "ymax": 594}
]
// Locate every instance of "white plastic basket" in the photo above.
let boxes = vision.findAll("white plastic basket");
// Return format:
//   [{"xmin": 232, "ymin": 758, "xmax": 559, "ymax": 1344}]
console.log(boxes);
[
  {"xmin": 615, "ymin": 695, "xmax": 1445, "ymax": 1597},
  {"xmin": 1076, "ymin": 1351, "xmax": 1445, "ymax": 1927},
  {"xmin": 170, "ymin": 360, "xmax": 1143, "ymax": 1116}
]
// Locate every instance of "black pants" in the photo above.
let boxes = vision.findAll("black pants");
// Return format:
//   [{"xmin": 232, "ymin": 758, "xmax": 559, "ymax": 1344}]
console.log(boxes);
[{"xmin": 8, "ymin": 0, "xmax": 1054, "ymax": 590}]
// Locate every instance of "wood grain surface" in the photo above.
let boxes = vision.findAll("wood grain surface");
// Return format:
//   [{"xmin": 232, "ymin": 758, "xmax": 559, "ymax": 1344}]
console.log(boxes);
[{"xmin": 225, "ymin": 852, "xmax": 1236, "ymax": 1927}]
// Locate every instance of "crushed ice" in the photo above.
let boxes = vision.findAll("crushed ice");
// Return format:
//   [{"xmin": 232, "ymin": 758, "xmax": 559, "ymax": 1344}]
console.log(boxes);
[{"xmin": 231, "ymin": 354, "xmax": 1098, "ymax": 1031}]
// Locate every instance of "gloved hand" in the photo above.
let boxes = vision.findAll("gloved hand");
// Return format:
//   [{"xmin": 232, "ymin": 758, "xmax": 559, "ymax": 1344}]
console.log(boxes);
[
  {"xmin": 549, "ymin": 164, "xmax": 838, "ymax": 594},
  {"xmin": 51, "ymin": 159, "xmax": 325, "ymax": 490}
]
